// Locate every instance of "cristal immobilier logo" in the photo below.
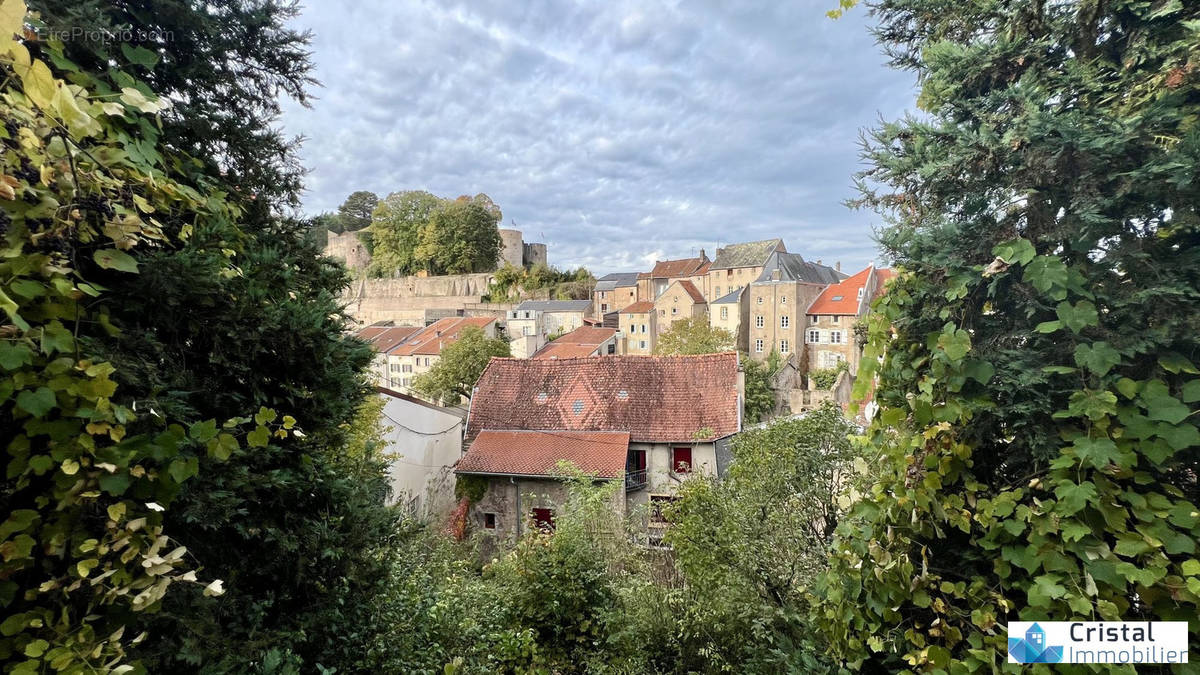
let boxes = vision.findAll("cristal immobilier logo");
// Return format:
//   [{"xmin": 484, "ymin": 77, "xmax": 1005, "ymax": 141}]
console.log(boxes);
[{"xmin": 1008, "ymin": 621, "xmax": 1188, "ymax": 665}]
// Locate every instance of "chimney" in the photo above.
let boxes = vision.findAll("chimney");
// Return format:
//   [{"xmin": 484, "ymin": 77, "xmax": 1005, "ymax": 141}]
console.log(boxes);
[
  {"xmin": 835, "ymin": 261, "xmax": 841, "ymax": 272},
  {"xmin": 816, "ymin": 259, "xmax": 823, "ymax": 265},
  {"xmin": 699, "ymin": 248, "xmax": 706, "ymax": 260}
]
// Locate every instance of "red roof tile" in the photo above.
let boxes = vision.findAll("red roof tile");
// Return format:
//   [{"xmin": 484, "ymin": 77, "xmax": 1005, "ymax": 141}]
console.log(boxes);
[
  {"xmin": 456, "ymin": 430, "xmax": 630, "ymax": 478},
  {"xmin": 807, "ymin": 265, "xmax": 873, "ymax": 316},
  {"xmin": 619, "ymin": 301, "xmax": 655, "ymax": 314},
  {"xmin": 875, "ymin": 268, "xmax": 896, "ymax": 294},
  {"xmin": 650, "ymin": 256, "xmax": 708, "ymax": 279},
  {"xmin": 389, "ymin": 317, "xmax": 495, "ymax": 356},
  {"xmin": 676, "ymin": 279, "xmax": 706, "ymax": 304},
  {"xmin": 533, "ymin": 326, "xmax": 616, "ymax": 360},
  {"xmin": 356, "ymin": 325, "xmax": 388, "ymax": 341},
  {"xmin": 367, "ymin": 326, "xmax": 421, "ymax": 353},
  {"xmin": 466, "ymin": 353, "xmax": 741, "ymax": 443}
]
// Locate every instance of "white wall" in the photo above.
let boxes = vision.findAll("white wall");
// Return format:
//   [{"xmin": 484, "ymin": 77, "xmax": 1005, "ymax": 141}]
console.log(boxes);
[{"xmin": 378, "ymin": 392, "xmax": 464, "ymax": 517}]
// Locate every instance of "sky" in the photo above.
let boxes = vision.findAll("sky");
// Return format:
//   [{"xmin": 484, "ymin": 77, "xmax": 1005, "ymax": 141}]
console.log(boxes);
[{"xmin": 279, "ymin": 1, "xmax": 917, "ymax": 275}]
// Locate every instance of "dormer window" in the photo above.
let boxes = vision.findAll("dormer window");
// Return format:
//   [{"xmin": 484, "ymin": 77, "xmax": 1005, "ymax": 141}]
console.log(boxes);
[{"xmin": 857, "ymin": 288, "xmax": 865, "ymax": 299}]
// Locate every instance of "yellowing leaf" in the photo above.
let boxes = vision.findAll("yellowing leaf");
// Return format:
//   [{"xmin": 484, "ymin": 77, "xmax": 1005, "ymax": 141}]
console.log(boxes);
[
  {"xmin": 19, "ymin": 58, "xmax": 56, "ymax": 110},
  {"xmin": 0, "ymin": 0, "xmax": 25, "ymax": 49}
]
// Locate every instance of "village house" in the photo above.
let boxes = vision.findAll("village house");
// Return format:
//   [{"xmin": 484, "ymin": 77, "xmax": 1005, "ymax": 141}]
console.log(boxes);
[
  {"xmin": 456, "ymin": 353, "xmax": 743, "ymax": 543},
  {"xmin": 653, "ymin": 279, "xmax": 707, "ymax": 334},
  {"xmin": 377, "ymin": 387, "xmax": 465, "ymax": 517},
  {"xmin": 709, "ymin": 286, "xmax": 749, "ymax": 351},
  {"xmin": 505, "ymin": 299, "xmax": 593, "ymax": 358},
  {"xmin": 617, "ymin": 301, "xmax": 656, "ymax": 355},
  {"xmin": 804, "ymin": 264, "xmax": 893, "ymax": 374},
  {"xmin": 639, "ymin": 253, "xmax": 710, "ymax": 301},
  {"xmin": 705, "ymin": 238, "xmax": 786, "ymax": 302},
  {"xmin": 532, "ymin": 325, "xmax": 617, "ymax": 359},
  {"xmin": 356, "ymin": 323, "xmax": 421, "ymax": 387},
  {"xmin": 591, "ymin": 272, "xmax": 640, "ymax": 317},
  {"xmin": 383, "ymin": 316, "xmax": 497, "ymax": 393},
  {"xmin": 747, "ymin": 251, "xmax": 844, "ymax": 366}
]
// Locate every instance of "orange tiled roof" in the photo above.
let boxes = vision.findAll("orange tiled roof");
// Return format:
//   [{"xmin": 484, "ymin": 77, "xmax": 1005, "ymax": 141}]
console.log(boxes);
[
  {"xmin": 650, "ymin": 256, "xmax": 708, "ymax": 279},
  {"xmin": 456, "ymin": 430, "xmax": 630, "ymax": 478},
  {"xmin": 367, "ymin": 326, "xmax": 421, "ymax": 353},
  {"xmin": 533, "ymin": 326, "xmax": 616, "ymax": 360},
  {"xmin": 389, "ymin": 317, "xmax": 495, "ymax": 356},
  {"xmin": 620, "ymin": 301, "xmax": 655, "ymax": 314},
  {"xmin": 466, "ymin": 353, "xmax": 741, "ymax": 443},
  {"xmin": 875, "ymin": 268, "xmax": 896, "ymax": 294},
  {"xmin": 356, "ymin": 325, "xmax": 388, "ymax": 341},
  {"xmin": 676, "ymin": 279, "xmax": 706, "ymax": 304},
  {"xmin": 806, "ymin": 265, "xmax": 873, "ymax": 316}
]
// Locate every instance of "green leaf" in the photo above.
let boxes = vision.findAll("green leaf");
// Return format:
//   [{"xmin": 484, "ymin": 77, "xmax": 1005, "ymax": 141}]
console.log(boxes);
[
  {"xmin": 0, "ymin": 342, "xmax": 32, "ymax": 370},
  {"xmin": 1054, "ymin": 481, "xmax": 1097, "ymax": 516},
  {"xmin": 1055, "ymin": 300, "xmax": 1099, "ymax": 333},
  {"xmin": 93, "ymin": 248, "xmax": 139, "ymax": 273},
  {"xmin": 1072, "ymin": 437, "xmax": 1121, "ymax": 469},
  {"xmin": 1182, "ymin": 379, "xmax": 1200, "ymax": 403},
  {"xmin": 23, "ymin": 639, "xmax": 48, "ymax": 658},
  {"xmin": 1116, "ymin": 378, "xmax": 1140, "ymax": 399},
  {"xmin": 120, "ymin": 43, "xmax": 159, "ymax": 69},
  {"xmin": 254, "ymin": 406, "xmax": 277, "ymax": 426},
  {"xmin": 993, "ymin": 238, "xmax": 1035, "ymax": 265},
  {"xmin": 167, "ymin": 457, "xmax": 198, "ymax": 483},
  {"xmin": 937, "ymin": 326, "xmax": 971, "ymax": 362},
  {"xmin": 1182, "ymin": 559, "xmax": 1200, "ymax": 576},
  {"xmin": 1022, "ymin": 255, "xmax": 1068, "ymax": 298},
  {"xmin": 15, "ymin": 387, "xmax": 55, "ymax": 417},
  {"xmin": 206, "ymin": 433, "xmax": 238, "ymax": 461},
  {"xmin": 188, "ymin": 419, "xmax": 218, "ymax": 443},
  {"xmin": 246, "ymin": 425, "xmax": 270, "ymax": 448},
  {"xmin": 1159, "ymin": 352, "xmax": 1199, "ymax": 375},
  {"xmin": 1074, "ymin": 342, "xmax": 1121, "ymax": 377},
  {"xmin": 98, "ymin": 471, "xmax": 132, "ymax": 495},
  {"xmin": 1139, "ymin": 380, "xmax": 1191, "ymax": 425},
  {"xmin": 1034, "ymin": 320, "xmax": 1062, "ymax": 334}
]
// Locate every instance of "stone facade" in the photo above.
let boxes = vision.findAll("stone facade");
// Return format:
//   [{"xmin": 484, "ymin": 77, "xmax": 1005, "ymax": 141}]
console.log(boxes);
[
  {"xmin": 497, "ymin": 228, "xmax": 549, "ymax": 269},
  {"xmin": 709, "ymin": 287, "xmax": 750, "ymax": 353},
  {"xmin": 747, "ymin": 280, "xmax": 826, "ymax": 363},
  {"xmin": 804, "ymin": 313, "xmax": 859, "ymax": 372},
  {"xmin": 618, "ymin": 304, "xmax": 656, "ymax": 355},
  {"xmin": 652, "ymin": 280, "xmax": 706, "ymax": 335},
  {"xmin": 325, "ymin": 231, "xmax": 370, "ymax": 271}
]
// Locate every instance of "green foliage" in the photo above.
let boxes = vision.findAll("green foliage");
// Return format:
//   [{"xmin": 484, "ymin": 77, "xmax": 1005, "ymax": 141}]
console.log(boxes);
[
  {"xmin": 652, "ymin": 316, "xmax": 735, "ymax": 355},
  {"xmin": 742, "ymin": 353, "xmax": 777, "ymax": 424},
  {"xmin": 455, "ymin": 474, "xmax": 489, "ymax": 503},
  {"xmin": 336, "ymin": 190, "xmax": 378, "ymax": 232},
  {"xmin": 809, "ymin": 361, "xmax": 848, "ymax": 390},
  {"xmin": 412, "ymin": 326, "xmax": 510, "ymax": 405},
  {"xmin": 483, "ymin": 262, "xmax": 595, "ymax": 302},
  {"xmin": 820, "ymin": 1, "xmax": 1200, "ymax": 670},
  {"xmin": 369, "ymin": 191, "xmax": 502, "ymax": 276},
  {"xmin": 666, "ymin": 405, "xmax": 855, "ymax": 670}
]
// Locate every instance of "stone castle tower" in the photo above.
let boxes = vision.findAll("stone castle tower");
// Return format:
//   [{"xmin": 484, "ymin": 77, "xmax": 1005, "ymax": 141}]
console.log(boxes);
[{"xmin": 497, "ymin": 228, "xmax": 547, "ymax": 269}]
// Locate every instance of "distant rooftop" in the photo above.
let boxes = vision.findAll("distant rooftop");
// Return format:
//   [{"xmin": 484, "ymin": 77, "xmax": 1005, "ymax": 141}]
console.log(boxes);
[
  {"xmin": 515, "ymin": 299, "xmax": 594, "ymax": 312},
  {"xmin": 753, "ymin": 251, "xmax": 844, "ymax": 284},
  {"xmin": 710, "ymin": 239, "xmax": 784, "ymax": 270}
]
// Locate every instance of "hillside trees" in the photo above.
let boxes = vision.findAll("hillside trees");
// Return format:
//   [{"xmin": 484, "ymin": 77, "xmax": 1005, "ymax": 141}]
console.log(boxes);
[
  {"xmin": 369, "ymin": 191, "xmax": 502, "ymax": 276},
  {"xmin": 820, "ymin": 1, "xmax": 1200, "ymax": 669},
  {"xmin": 652, "ymin": 316, "xmax": 735, "ymax": 356},
  {"xmin": 337, "ymin": 190, "xmax": 378, "ymax": 232},
  {"xmin": 412, "ymin": 326, "xmax": 510, "ymax": 405}
]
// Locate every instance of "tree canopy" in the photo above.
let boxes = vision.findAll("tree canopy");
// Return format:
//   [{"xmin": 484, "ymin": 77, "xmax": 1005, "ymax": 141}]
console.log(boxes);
[
  {"xmin": 652, "ymin": 316, "xmax": 735, "ymax": 355},
  {"xmin": 369, "ymin": 191, "xmax": 502, "ymax": 276},
  {"xmin": 411, "ymin": 326, "xmax": 510, "ymax": 405},
  {"xmin": 336, "ymin": 190, "xmax": 378, "ymax": 232},
  {"xmin": 818, "ymin": 0, "xmax": 1200, "ymax": 669}
]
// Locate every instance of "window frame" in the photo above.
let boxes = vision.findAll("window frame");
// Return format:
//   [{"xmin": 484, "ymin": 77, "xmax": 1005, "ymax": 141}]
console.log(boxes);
[{"xmin": 672, "ymin": 447, "xmax": 693, "ymax": 473}]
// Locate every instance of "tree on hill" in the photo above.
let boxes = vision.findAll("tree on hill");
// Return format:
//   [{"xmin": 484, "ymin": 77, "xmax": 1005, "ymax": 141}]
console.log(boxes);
[
  {"xmin": 337, "ymin": 190, "xmax": 379, "ymax": 232},
  {"xmin": 414, "ymin": 196, "xmax": 503, "ymax": 275},
  {"xmin": 653, "ymin": 316, "xmax": 735, "ymax": 355},
  {"xmin": 819, "ymin": 0, "xmax": 1200, "ymax": 670},
  {"xmin": 412, "ymin": 327, "xmax": 511, "ymax": 405},
  {"xmin": 369, "ymin": 190, "xmax": 443, "ymax": 276}
]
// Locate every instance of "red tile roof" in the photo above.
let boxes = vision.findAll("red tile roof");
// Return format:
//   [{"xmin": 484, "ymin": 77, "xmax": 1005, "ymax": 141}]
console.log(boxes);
[
  {"xmin": 676, "ymin": 279, "xmax": 706, "ymax": 304},
  {"xmin": 356, "ymin": 325, "xmax": 388, "ymax": 341},
  {"xmin": 807, "ymin": 265, "xmax": 874, "ymax": 316},
  {"xmin": 533, "ymin": 326, "xmax": 616, "ymax": 360},
  {"xmin": 875, "ymin": 268, "xmax": 896, "ymax": 294},
  {"xmin": 367, "ymin": 326, "xmax": 421, "ymax": 353},
  {"xmin": 466, "ymin": 353, "xmax": 741, "ymax": 443},
  {"xmin": 456, "ymin": 430, "xmax": 630, "ymax": 478},
  {"xmin": 619, "ymin": 301, "xmax": 655, "ymax": 314},
  {"xmin": 650, "ymin": 256, "xmax": 709, "ymax": 279},
  {"xmin": 389, "ymin": 317, "xmax": 495, "ymax": 356}
]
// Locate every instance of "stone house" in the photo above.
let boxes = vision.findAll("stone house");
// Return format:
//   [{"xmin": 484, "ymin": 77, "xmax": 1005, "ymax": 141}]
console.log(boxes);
[
  {"xmin": 642, "ymin": 254, "xmax": 710, "ymax": 301},
  {"xmin": 356, "ymin": 324, "xmax": 421, "ymax": 387},
  {"xmin": 747, "ymin": 251, "xmax": 844, "ymax": 366},
  {"xmin": 617, "ymin": 301, "xmax": 656, "ymax": 355},
  {"xmin": 709, "ymin": 286, "xmax": 749, "ymax": 352},
  {"xmin": 592, "ymin": 272, "xmax": 640, "ymax": 316},
  {"xmin": 653, "ymin": 279, "xmax": 707, "ymax": 335},
  {"xmin": 378, "ymin": 387, "xmax": 465, "ymax": 517},
  {"xmin": 705, "ymin": 239, "xmax": 785, "ymax": 302},
  {"xmin": 384, "ymin": 316, "xmax": 497, "ymax": 393},
  {"xmin": 505, "ymin": 299, "xmax": 593, "ymax": 357},
  {"xmin": 456, "ymin": 353, "xmax": 743, "ymax": 542},
  {"xmin": 804, "ymin": 265, "xmax": 892, "ymax": 374},
  {"xmin": 532, "ymin": 326, "xmax": 618, "ymax": 359}
]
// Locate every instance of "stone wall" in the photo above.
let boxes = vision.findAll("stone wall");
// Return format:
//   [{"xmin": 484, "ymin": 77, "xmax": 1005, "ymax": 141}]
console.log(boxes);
[
  {"xmin": 344, "ymin": 273, "xmax": 497, "ymax": 325},
  {"xmin": 325, "ymin": 231, "xmax": 370, "ymax": 270},
  {"xmin": 498, "ymin": 228, "xmax": 525, "ymax": 269}
]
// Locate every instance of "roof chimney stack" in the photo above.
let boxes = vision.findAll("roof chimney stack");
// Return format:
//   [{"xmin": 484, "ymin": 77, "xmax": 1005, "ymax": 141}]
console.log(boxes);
[
  {"xmin": 699, "ymin": 248, "xmax": 706, "ymax": 260},
  {"xmin": 835, "ymin": 261, "xmax": 841, "ymax": 272},
  {"xmin": 816, "ymin": 259, "xmax": 822, "ymax": 265}
]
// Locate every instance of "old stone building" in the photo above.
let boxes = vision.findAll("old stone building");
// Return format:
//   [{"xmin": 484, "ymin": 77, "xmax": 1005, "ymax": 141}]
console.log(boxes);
[
  {"xmin": 505, "ymin": 299, "xmax": 593, "ymax": 357},
  {"xmin": 376, "ymin": 317, "xmax": 497, "ymax": 393},
  {"xmin": 641, "ymin": 253, "xmax": 710, "ymax": 301},
  {"xmin": 592, "ymin": 272, "xmax": 640, "ymax": 316},
  {"xmin": 653, "ymin": 279, "xmax": 707, "ymax": 334},
  {"xmin": 709, "ymin": 286, "xmax": 749, "ymax": 352},
  {"xmin": 455, "ymin": 353, "xmax": 743, "ymax": 541},
  {"xmin": 497, "ymin": 228, "xmax": 548, "ymax": 269},
  {"xmin": 747, "ymin": 251, "xmax": 844, "ymax": 364},
  {"xmin": 804, "ymin": 265, "xmax": 893, "ymax": 374},
  {"xmin": 532, "ymin": 326, "xmax": 617, "ymax": 359},
  {"xmin": 705, "ymin": 238, "xmax": 785, "ymax": 302}
]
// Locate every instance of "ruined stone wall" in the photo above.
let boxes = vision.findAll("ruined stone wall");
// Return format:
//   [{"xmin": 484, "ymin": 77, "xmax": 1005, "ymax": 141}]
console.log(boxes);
[
  {"xmin": 498, "ymin": 229, "xmax": 525, "ymax": 269},
  {"xmin": 324, "ymin": 231, "xmax": 370, "ymax": 270},
  {"xmin": 523, "ymin": 242, "xmax": 547, "ymax": 267}
]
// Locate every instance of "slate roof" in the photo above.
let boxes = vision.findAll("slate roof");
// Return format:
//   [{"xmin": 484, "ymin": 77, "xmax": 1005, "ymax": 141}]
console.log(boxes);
[
  {"xmin": 388, "ymin": 317, "xmax": 495, "ymax": 356},
  {"xmin": 754, "ymin": 251, "xmax": 844, "ymax": 284},
  {"xmin": 711, "ymin": 287, "xmax": 744, "ymax": 304},
  {"xmin": 456, "ymin": 430, "xmax": 630, "ymax": 478},
  {"xmin": 806, "ymin": 265, "xmax": 874, "ymax": 315},
  {"xmin": 649, "ymin": 256, "xmax": 709, "ymax": 279},
  {"xmin": 466, "ymin": 353, "xmax": 741, "ymax": 443},
  {"xmin": 710, "ymin": 239, "xmax": 784, "ymax": 270},
  {"xmin": 515, "ymin": 299, "xmax": 593, "ymax": 313},
  {"xmin": 532, "ymin": 326, "xmax": 616, "ymax": 360},
  {"xmin": 619, "ymin": 301, "xmax": 655, "ymax": 314},
  {"xmin": 596, "ymin": 272, "xmax": 640, "ymax": 288}
]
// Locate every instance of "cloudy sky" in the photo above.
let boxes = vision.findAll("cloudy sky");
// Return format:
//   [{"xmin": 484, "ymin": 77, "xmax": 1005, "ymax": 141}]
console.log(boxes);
[{"xmin": 280, "ymin": 1, "xmax": 916, "ymax": 274}]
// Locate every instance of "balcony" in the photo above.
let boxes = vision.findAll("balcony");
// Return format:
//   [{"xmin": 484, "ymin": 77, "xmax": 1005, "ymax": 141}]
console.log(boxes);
[{"xmin": 624, "ymin": 469, "xmax": 647, "ymax": 492}]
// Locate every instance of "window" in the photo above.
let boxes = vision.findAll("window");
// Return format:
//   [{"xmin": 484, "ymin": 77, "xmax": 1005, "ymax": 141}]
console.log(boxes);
[
  {"xmin": 639, "ymin": 340, "xmax": 647, "ymax": 349},
  {"xmin": 780, "ymin": 339, "xmax": 790, "ymax": 354},
  {"xmin": 600, "ymin": 291, "xmax": 607, "ymax": 298},
  {"xmin": 641, "ymin": 324, "xmax": 647, "ymax": 333},
  {"xmin": 389, "ymin": 364, "xmax": 400, "ymax": 372},
  {"xmin": 720, "ymin": 306, "xmax": 728, "ymax": 320},
  {"xmin": 484, "ymin": 513, "xmax": 497, "ymax": 529},
  {"xmin": 756, "ymin": 296, "xmax": 763, "ymax": 305},
  {"xmin": 810, "ymin": 315, "xmax": 817, "ymax": 324},
  {"xmin": 601, "ymin": 303, "xmax": 608, "ymax": 312},
  {"xmin": 522, "ymin": 325, "xmax": 533, "ymax": 336},
  {"xmin": 524, "ymin": 311, "xmax": 531, "ymax": 319},
  {"xmin": 808, "ymin": 329, "xmax": 821, "ymax": 343},
  {"xmin": 401, "ymin": 378, "xmax": 410, "ymax": 387},
  {"xmin": 755, "ymin": 315, "xmax": 764, "ymax": 328},
  {"xmin": 781, "ymin": 295, "xmax": 787, "ymax": 304},
  {"xmin": 780, "ymin": 315, "xmax": 790, "ymax": 328},
  {"xmin": 607, "ymin": 343, "xmax": 615, "ymax": 354},
  {"xmin": 572, "ymin": 399, "xmax": 584, "ymax": 414},
  {"xmin": 754, "ymin": 338, "xmax": 764, "ymax": 353},
  {"xmin": 402, "ymin": 364, "xmax": 413, "ymax": 373},
  {"xmin": 649, "ymin": 495, "xmax": 677, "ymax": 524},
  {"xmin": 857, "ymin": 287, "xmax": 865, "ymax": 299},
  {"xmin": 715, "ymin": 286, "xmax": 722, "ymax": 297},
  {"xmin": 830, "ymin": 330, "xmax": 842, "ymax": 344},
  {"xmin": 531, "ymin": 508, "xmax": 555, "ymax": 532},
  {"xmin": 660, "ymin": 309, "xmax": 665, "ymax": 317},
  {"xmin": 671, "ymin": 307, "xmax": 677, "ymax": 315},
  {"xmin": 831, "ymin": 315, "xmax": 840, "ymax": 324},
  {"xmin": 672, "ymin": 447, "xmax": 693, "ymax": 473}
]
